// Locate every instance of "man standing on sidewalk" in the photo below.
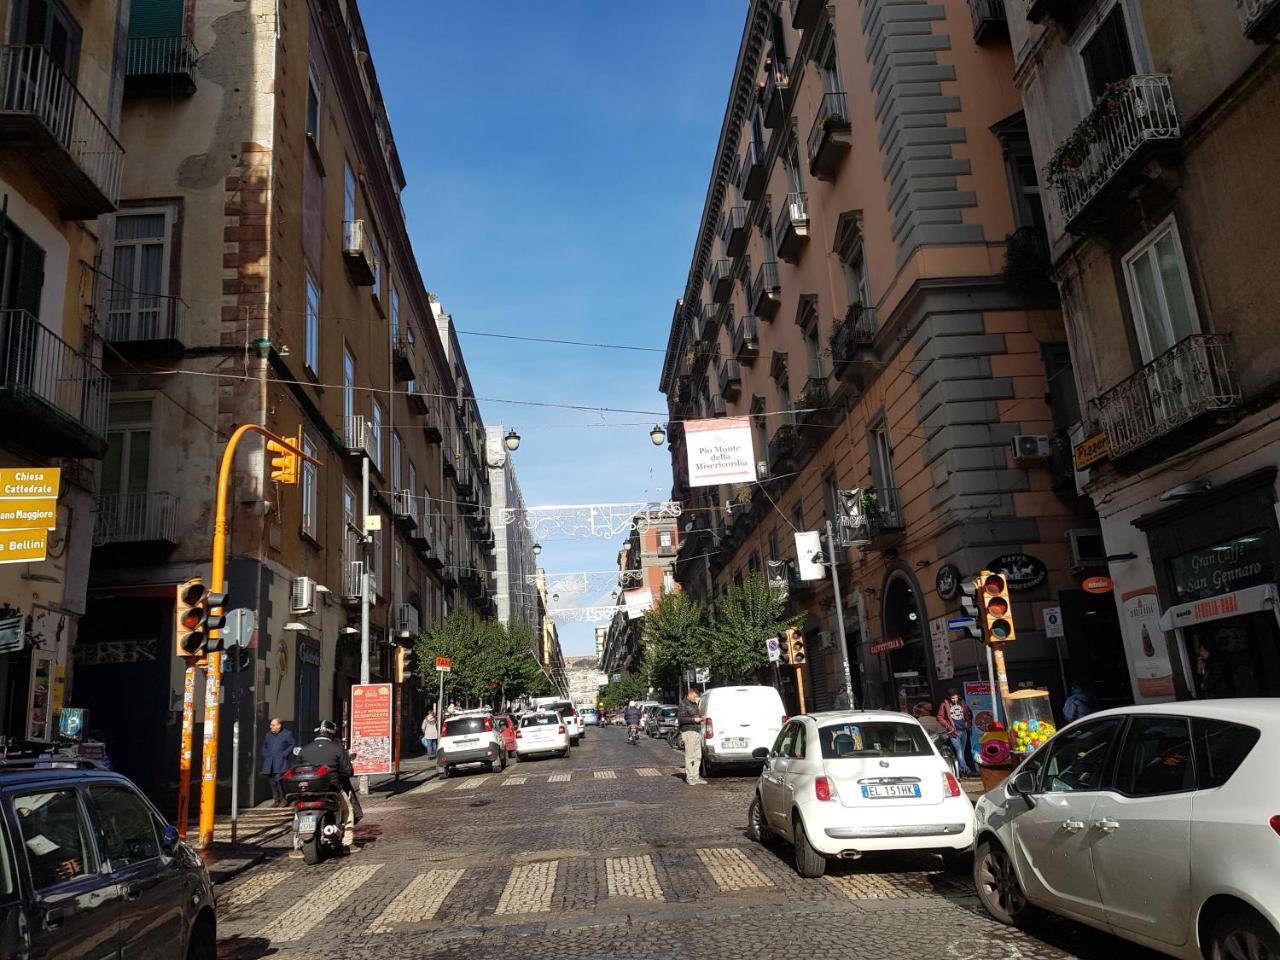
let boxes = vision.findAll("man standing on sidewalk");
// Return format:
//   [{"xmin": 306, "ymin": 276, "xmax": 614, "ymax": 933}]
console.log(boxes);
[
  {"xmin": 678, "ymin": 687, "xmax": 705, "ymax": 785},
  {"xmin": 261, "ymin": 718, "xmax": 297, "ymax": 807}
]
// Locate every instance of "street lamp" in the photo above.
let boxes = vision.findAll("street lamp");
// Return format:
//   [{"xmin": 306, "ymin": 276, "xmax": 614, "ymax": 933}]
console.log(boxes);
[
  {"xmin": 532, "ymin": 543, "xmax": 542, "ymax": 557},
  {"xmin": 649, "ymin": 424, "xmax": 666, "ymax": 446},
  {"xmin": 504, "ymin": 429, "xmax": 521, "ymax": 452}
]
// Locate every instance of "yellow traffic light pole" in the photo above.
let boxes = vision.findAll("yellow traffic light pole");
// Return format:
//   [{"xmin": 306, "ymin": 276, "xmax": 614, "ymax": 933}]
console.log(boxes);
[{"xmin": 194, "ymin": 423, "xmax": 317, "ymax": 849}]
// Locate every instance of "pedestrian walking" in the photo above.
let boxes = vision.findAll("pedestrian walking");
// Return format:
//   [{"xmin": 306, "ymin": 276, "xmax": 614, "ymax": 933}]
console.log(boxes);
[
  {"xmin": 678, "ymin": 686, "xmax": 706, "ymax": 785},
  {"xmin": 937, "ymin": 690, "xmax": 976, "ymax": 777},
  {"xmin": 261, "ymin": 717, "xmax": 297, "ymax": 807},
  {"xmin": 1062, "ymin": 681, "xmax": 1097, "ymax": 723},
  {"xmin": 420, "ymin": 710, "xmax": 438, "ymax": 758}
]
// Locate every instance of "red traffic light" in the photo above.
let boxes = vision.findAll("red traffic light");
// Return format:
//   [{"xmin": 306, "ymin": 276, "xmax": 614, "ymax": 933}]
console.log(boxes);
[{"xmin": 983, "ymin": 574, "xmax": 1006, "ymax": 596}]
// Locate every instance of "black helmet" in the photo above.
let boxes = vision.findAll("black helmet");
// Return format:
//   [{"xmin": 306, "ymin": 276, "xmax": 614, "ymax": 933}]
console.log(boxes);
[{"xmin": 316, "ymin": 719, "xmax": 338, "ymax": 737}]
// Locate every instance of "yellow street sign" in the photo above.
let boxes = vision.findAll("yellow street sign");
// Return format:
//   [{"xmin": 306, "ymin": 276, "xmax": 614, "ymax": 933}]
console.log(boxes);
[
  {"xmin": 1073, "ymin": 433, "xmax": 1109, "ymax": 471},
  {"xmin": 0, "ymin": 530, "xmax": 48, "ymax": 564},
  {"xmin": 0, "ymin": 498, "xmax": 57, "ymax": 531},
  {"xmin": 0, "ymin": 468, "xmax": 60, "ymax": 499}
]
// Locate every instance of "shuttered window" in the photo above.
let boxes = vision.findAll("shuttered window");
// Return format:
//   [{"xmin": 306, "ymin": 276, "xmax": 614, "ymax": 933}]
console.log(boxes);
[{"xmin": 127, "ymin": 0, "xmax": 183, "ymax": 38}]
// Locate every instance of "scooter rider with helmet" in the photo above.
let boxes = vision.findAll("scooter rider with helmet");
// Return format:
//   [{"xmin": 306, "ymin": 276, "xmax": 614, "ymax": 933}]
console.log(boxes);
[
  {"xmin": 296, "ymin": 720, "xmax": 363, "ymax": 842},
  {"xmin": 622, "ymin": 701, "xmax": 642, "ymax": 743}
]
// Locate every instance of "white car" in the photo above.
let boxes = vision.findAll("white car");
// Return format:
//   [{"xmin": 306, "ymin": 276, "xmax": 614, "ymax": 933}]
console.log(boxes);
[
  {"xmin": 515, "ymin": 711, "xmax": 571, "ymax": 760},
  {"xmin": 749, "ymin": 711, "xmax": 974, "ymax": 877},
  {"xmin": 537, "ymin": 700, "xmax": 583, "ymax": 743},
  {"xmin": 437, "ymin": 710, "xmax": 508, "ymax": 776},
  {"xmin": 973, "ymin": 699, "xmax": 1280, "ymax": 960},
  {"xmin": 699, "ymin": 685, "xmax": 787, "ymax": 777}
]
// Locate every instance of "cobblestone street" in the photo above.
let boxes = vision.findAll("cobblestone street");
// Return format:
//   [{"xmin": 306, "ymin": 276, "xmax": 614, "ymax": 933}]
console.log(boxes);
[{"xmin": 213, "ymin": 727, "xmax": 1163, "ymax": 960}]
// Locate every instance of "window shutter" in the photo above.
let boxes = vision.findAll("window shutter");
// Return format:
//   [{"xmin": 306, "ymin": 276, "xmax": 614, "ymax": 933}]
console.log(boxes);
[{"xmin": 127, "ymin": 0, "xmax": 184, "ymax": 38}]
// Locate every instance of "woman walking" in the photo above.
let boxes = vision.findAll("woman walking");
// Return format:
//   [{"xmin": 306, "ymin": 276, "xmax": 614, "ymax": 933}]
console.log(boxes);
[{"xmin": 420, "ymin": 710, "xmax": 438, "ymax": 758}]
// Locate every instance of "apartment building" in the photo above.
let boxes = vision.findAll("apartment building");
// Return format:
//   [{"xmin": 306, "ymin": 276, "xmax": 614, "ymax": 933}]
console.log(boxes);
[
  {"xmin": 485, "ymin": 424, "xmax": 539, "ymax": 632},
  {"xmin": 1004, "ymin": 0, "xmax": 1280, "ymax": 701},
  {"xmin": 533, "ymin": 569, "xmax": 564, "ymax": 685},
  {"xmin": 601, "ymin": 512, "xmax": 680, "ymax": 678},
  {"xmin": 659, "ymin": 0, "xmax": 1118, "ymax": 714},
  {"xmin": 74, "ymin": 0, "xmax": 491, "ymax": 805},
  {"xmin": 0, "ymin": 0, "xmax": 124, "ymax": 742}
]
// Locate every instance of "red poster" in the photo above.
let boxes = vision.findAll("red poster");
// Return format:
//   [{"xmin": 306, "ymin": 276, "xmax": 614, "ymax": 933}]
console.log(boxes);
[{"xmin": 350, "ymin": 683, "xmax": 393, "ymax": 776}]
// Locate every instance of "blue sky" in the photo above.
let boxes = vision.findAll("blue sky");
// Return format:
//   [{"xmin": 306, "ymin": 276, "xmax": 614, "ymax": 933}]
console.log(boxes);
[{"xmin": 362, "ymin": 3, "xmax": 745, "ymax": 655}]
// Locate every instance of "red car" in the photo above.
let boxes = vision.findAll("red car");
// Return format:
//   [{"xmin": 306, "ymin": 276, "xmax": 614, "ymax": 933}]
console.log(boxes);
[{"xmin": 494, "ymin": 714, "xmax": 518, "ymax": 758}]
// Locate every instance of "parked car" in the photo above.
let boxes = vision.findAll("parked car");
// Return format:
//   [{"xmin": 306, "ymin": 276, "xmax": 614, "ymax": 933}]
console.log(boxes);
[
  {"xmin": 698, "ymin": 685, "xmax": 788, "ymax": 777},
  {"xmin": 748, "ymin": 711, "xmax": 974, "ymax": 878},
  {"xmin": 972, "ymin": 700, "xmax": 1280, "ymax": 960},
  {"xmin": 437, "ymin": 710, "xmax": 508, "ymax": 776},
  {"xmin": 643, "ymin": 704, "xmax": 664, "ymax": 736},
  {"xmin": 650, "ymin": 705, "xmax": 679, "ymax": 738},
  {"xmin": 636, "ymin": 701, "xmax": 661, "ymax": 731},
  {"xmin": 515, "ymin": 712, "xmax": 571, "ymax": 760},
  {"xmin": 494, "ymin": 713, "xmax": 518, "ymax": 759},
  {"xmin": 0, "ymin": 757, "xmax": 217, "ymax": 960},
  {"xmin": 540, "ymin": 700, "xmax": 583, "ymax": 744}
]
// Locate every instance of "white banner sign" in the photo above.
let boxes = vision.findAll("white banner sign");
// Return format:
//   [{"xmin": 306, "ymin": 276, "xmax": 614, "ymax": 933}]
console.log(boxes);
[
  {"xmin": 794, "ymin": 531, "xmax": 827, "ymax": 581},
  {"xmin": 929, "ymin": 616, "xmax": 954, "ymax": 680},
  {"xmin": 684, "ymin": 417, "xmax": 756, "ymax": 488},
  {"xmin": 624, "ymin": 588, "xmax": 654, "ymax": 620}
]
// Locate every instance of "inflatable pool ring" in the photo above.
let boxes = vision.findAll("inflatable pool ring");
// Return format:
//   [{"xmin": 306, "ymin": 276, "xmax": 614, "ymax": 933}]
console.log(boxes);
[{"xmin": 980, "ymin": 738, "xmax": 1012, "ymax": 766}]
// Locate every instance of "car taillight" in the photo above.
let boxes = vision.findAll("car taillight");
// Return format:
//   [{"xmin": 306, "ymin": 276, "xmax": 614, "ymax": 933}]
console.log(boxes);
[
  {"xmin": 515, "ymin": 729, "xmax": 523, "ymax": 738},
  {"xmin": 484, "ymin": 716, "xmax": 493, "ymax": 731},
  {"xmin": 440, "ymin": 723, "xmax": 447, "ymax": 737},
  {"xmin": 558, "ymin": 726, "xmax": 566, "ymax": 735},
  {"xmin": 282, "ymin": 768, "xmax": 294, "ymax": 780},
  {"xmin": 815, "ymin": 776, "xmax": 836, "ymax": 802},
  {"xmin": 1270, "ymin": 815, "xmax": 1280, "ymax": 836},
  {"xmin": 704, "ymin": 718, "xmax": 714, "ymax": 740},
  {"xmin": 942, "ymin": 772, "xmax": 962, "ymax": 798}
]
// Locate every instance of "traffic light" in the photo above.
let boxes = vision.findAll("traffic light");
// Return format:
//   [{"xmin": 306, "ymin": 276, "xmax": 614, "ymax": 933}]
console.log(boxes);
[
  {"xmin": 979, "ymin": 571, "xmax": 1016, "ymax": 644},
  {"xmin": 777, "ymin": 632, "xmax": 792, "ymax": 665},
  {"xmin": 788, "ymin": 627, "xmax": 807, "ymax": 665},
  {"xmin": 204, "ymin": 591, "xmax": 227, "ymax": 650},
  {"xmin": 266, "ymin": 437, "xmax": 299, "ymax": 484},
  {"xmin": 396, "ymin": 645, "xmax": 416, "ymax": 682},
  {"xmin": 175, "ymin": 578, "xmax": 208, "ymax": 656},
  {"xmin": 958, "ymin": 578, "xmax": 983, "ymax": 639}
]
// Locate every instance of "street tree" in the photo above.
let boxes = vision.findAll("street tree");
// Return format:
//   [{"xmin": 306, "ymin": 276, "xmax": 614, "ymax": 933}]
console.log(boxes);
[
  {"xmin": 600, "ymin": 673, "xmax": 647, "ymax": 709},
  {"xmin": 710, "ymin": 572, "xmax": 797, "ymax": 682},
  {"xmin": 642, "ymin": 591, "xmax": 710, "ymax": 695}
]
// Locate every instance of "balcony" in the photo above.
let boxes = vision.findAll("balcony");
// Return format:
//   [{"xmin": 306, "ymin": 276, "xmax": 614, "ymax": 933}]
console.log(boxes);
[
  {"xmin": 718, "ymin": 359, "xmax": 742, "ymax": 400},
  {"xmin": 1237, "ymin": 0, "xmax": 1280, "ymax": 39},
  {"xmin": 732, "ymin": 315, "xmax": 760, "ymax": 365},
  {"xmin": 391, "ymin": 333, "xmax": 415, "ymax": 381},
  {"xmin": 441, "ymin": 561, "xmax": 459, "ymax": 588},
  {"xmin": 674, "ymin": 374, "xmax": 692, "ymax": 405},
  {"xmin": 123, "ymin": 35, "xmax": 198, "ymax": 98},
  {"xmin": 393, "ymin": 603, "xmax": 420, "ymax": 639},
  {"xmin": 0, "ymin": 45, "xmax": 123, "ymax": 219},
  {"xmin": 720, "ymin": 206, "xmax": 749, "ymax": 258},
  {"xmin": 1048, "ymin": 75, "xmax": 1181, "ymax": 233},
  {"xmin": 1097, "ymin": 334, "xmax": 1241, "ymax": 462},
  {"xmin": 710, "ymin": 395, "xmax": 728, "ymax": 418},
  {"xmin": 762, "ymin": 57, "xmax": 792, "ymax": 129},
  {"xmin": 341, "ymin": 556, "xmax": 365, "ymax": 606},
  {"xmin": 0, "ymin": 310, "xmax": 109, "ymax": 459},
  {"xmin": 700, "ymin": 302, "xmax": 724, "ymax": 346},
  {"xmin": 405, "ymin": 380, "xmax": 429, "ymax": 415},
  {"xmin": 93, "ymin": 492, "xmax": 177, "ymax": 548},
  {"xmin": 775, "ymin": 192, "xmax": 810, "ymax": 263},
  {"xmin": 830, "ymin": 305, "xmax": 877, "ymax": 381},
  {"xmin": 409, "ymin": 515, "xmax": 432, "ymax": 553},
  {"xmin": 459, "ymin": 568, "xmax": 483, "ymax": 598},
  {"xmin": 392, "ymin": 489, "xmax": 418, "ymax": 530},
  {"xmin": 738, "ymin": 138, "xmax": 768, "ymax": 201},
  {"xmin": 104, "ymin": 294, "xmax": 186, "ymax": 354},
  {"xmin": 789, "ymin": 0, "xmax": 824, "ymax": 30},
  {"xmin": 1024, "ymin": 0, "xmax": 1086, "ymax": 25},
  {"xmin": 709, "ymin": 259, "xmax": 735, "ymax": 304},
  {"xmin": 1002, "ymin": 226, "xmax": 1052, "ymax": 291},
  {"xmin": 807, "ymin": 92, "xmax": 852, "ymax": 181},
  {"xmin": 342, "ymin": 219, "xmax": 375, "ymax": 285},
  {"xmin": 838, "ymin": 486, "xmax": 906, "ymax": 551},
  {"xmin": 343, "ymin": 415, "xmax": 377, "ymax": 461},
  {"xmin": 767, "ymin": 419, "xmax": 800, "ymax": 472},
  {"xmin": 796, "ymin": 376, "xmax": 830, "ymax": 431},
  {"xmin": 750, "ymin": 261, "xmax": 781, "ymax": 320},
  {"xmin": 970, "ymin": 0, "xmax": 1008, "ymax": 42}
]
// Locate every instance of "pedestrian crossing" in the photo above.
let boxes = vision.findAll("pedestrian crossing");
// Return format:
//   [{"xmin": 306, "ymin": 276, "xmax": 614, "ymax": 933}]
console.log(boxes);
[{"xmin": 427, "ymin": 766, "xmax": 678, "ymax": 787}]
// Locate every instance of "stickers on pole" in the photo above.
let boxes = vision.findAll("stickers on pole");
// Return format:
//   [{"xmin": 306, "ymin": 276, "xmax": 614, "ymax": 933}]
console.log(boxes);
[{"xmin": 684, "ymin": 418, "xmax": 756, "ymax": 488}]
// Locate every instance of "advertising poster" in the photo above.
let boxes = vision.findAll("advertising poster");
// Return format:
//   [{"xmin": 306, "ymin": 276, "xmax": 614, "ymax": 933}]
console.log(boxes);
[
  {"xmin": 963, "ymin": 681, "xmax": 996, "ymax": 767},
  {"xmin": 1121, "ymin": 586, "xmax": 1176, "ymax": 702},
  {"xmin": 929, "ymin": 617, "xmax": 954, "ymax": 680},
  {"xmin": 684, "ymin": 417, "xmax": 756, "ymax": 488},
  {"xmin": 624, "ymin": 588, "xmax": 654, "ymax": 620},
  {"xmin": 351, "ymin": 683, "xmax": 394, "ymax": 775}
]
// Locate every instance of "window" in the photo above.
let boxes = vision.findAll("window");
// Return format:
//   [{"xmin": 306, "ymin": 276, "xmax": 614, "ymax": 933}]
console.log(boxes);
[
  {"xmin": 1192, "ymin": 719, "xmax": 1260, "ymax": 789},
  {"xmin": 0, "ymin": 219, "xmax": 45, "ymax": 316},
  {"xmin": 391, "ymin": 430, "xmax": 402, "ymax": 489},
  {"xmin": 783, "ymin": 143, "xmax": 804, "ymax": 195},
  {"xmin": 108, "ymin": 210, "xmax": 172, "ymax": 341},
  {"xmin": 819, "ymin": 721, "xmax": 930, "ymax": 758},
  {"xmin": 13, "ymin": 0, "xmax": 82, "ymax": 77},
  {"xmin": 371, "ymin": 399, "xmax": 383, "ymax": 471},
  {"xmin": 1122, "ymin": 217, "xmax": 1200, "ymax": 362},
  {"xmin": 343, "ymin": 483, "xmax": 355, "ymax": 528},
  {"xmin": 1042, "ymin": 717, "xmax": 1123, "ymax": 792},
  {"xmin": 869, "ymin": 422, "xmax": 897, "ymax": 495},
  {"xmin": 659, "ymin": 531, "xmax": 673, "ymax": 548},
  {"xmin": 768, "ymin": 531, "xmax": 778, "ymax": 562},
  {"xmin": 0, "ymin": 800, "xmax": 15, "ymax": 900},
  {"xmin": 1114, "ymin": 716, "xmax": 1194, "ymax": 796},
  {"xmin": 407, "ymin": 462, "xmax": 417, "ymax": 510},
  {"xmin": 370, "ymin": 521, "xmax": 383, "ymax": 596},
  {"xmin": 103, "ymin": 399, "xmax": 153, "ymax": 499},
  {"xmin": 390, "ymin": 286, "xmax": 401, "ymax": 341},
  {"xmin": 772, "ymin": 722, "xmax": 800, "ymax": 757},
  {"xmin": 306, "ymin": 69, "xmax": 321, "ymax": 144},
  {"xmin": 304, "ymin": 272, "xmax": 320, "ymax": 372},
  {"xmin": 370, "ymin": 231, "xmax": 383, "ymax": 301},
  {"xmin": 1079, "ymin": 4, "xmax": 1137, "ymax": 100},
  {"xmin": 342, "ymin": 347, "xmax": 355, "ymax": 425},
  {"xmin": 88, "ymin": 786, "xmax": 159, "ymax": 867},
  {"xmin": 818, "ymin": 35, "xmax": 844, "ymax": 93},
  {"xmin": 301, "ymin": 433, "xmax": 318, "ymax": 540},
  {"xmin": 791, "ymin": 503, "xmax": 804, "ymax": 534},
  {"xmin": 804, "ymin": 324, "xmax": 823, "ymax": 379},
  {"xmin": 13, "ymin": 790, "xmax": 95, "ymax": 890},
  {"xmin": 343, "ymin": 162, "xmax": 357, "ymax": 224},
  {"xmin": 392, "ymin": 541, "xmax": 403, "ymax": 604},
  {"xmin": 823, "ymin": 469, "xmax": 839, "ymax": 525},
  {"xmin": 422, "ymin": 480, "xmax": 433, "ymax": 536}
]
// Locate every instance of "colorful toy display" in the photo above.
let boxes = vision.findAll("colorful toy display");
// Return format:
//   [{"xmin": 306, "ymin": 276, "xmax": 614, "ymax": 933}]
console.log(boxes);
[
  {"xmin": 1009, "ymin": 717, "xmax": 1057, "ymax": 753},
  {"xmin": 1004, "ymin": 688, "xmax": 1057, "ymax": 755},
  {"xmin": 979, "ymin": 738, "xmax": 1012, "ymax": 765}
]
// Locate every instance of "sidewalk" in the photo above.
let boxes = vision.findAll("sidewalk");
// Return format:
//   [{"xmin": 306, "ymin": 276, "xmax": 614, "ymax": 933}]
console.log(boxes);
[{"xmin": 195, "ymin": 754, "xmax": 437, "ymax": 883}]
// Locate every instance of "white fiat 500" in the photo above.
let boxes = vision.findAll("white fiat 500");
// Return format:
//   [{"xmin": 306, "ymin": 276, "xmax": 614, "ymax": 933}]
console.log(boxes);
[
  {"xmin": 973, "ymin": 700, "xmax": 1280, "ymax": 960},
  {"xmin": 748, "ymin": 711, "xmax": 974, "ymax": 877},
  {"xmin": 514, "ymin": 711, "xmax": 571, "ymax": 760}
]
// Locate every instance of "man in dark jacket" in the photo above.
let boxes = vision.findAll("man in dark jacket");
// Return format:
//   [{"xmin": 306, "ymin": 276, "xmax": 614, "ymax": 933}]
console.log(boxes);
[
  {"xmin": 937, "ymin": 690, "xmax": 975, "ymax": 776},
  {"xmin": 297, "ymin": 720, "xmax": 363, "ymax": 832},
  {"xmin": 678, "ymin": 687, "xmax": 705, "ymax": 786},
  {"xmin": 261, "ymin": 718, "xmax": 297, "ymax": 807}
]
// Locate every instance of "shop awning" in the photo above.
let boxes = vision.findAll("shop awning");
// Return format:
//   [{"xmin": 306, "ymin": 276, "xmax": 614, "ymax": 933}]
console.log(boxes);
[{"xmin": 1159, "ymin": 583, "xmax": 1279, "ymax": 631}]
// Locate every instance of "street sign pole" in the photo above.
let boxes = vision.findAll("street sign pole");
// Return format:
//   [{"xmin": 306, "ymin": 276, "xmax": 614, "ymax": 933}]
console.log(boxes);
[
  {"xmin": 359, "ymin": 453, "xmax": 371, "ymax": 797},
  {"xmin": 825, "ymin": 520, "xmax": 855, "ymax": 709}
]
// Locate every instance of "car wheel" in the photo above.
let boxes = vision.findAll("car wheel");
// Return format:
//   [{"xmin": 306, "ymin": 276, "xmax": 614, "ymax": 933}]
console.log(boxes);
[
  {"xmin": 444, "ymin": 765, "xmax": 456, "ymax": 779},
  {"xmin": 747, "ymin": 793, "xmax": 773, "ymax": 844},
  {"xmin": 792, "ymin": 815, "xmax": 826, "ymax": 878},
  {"xmin": 185, "ymin": 918, "xmax": 216, "ymax": 960},
  {"xmin": 699, "ymin": 756, "xmax": 717, "ymax": 779},
  {"xmin": 1209, "ymin": 908, "xmax": 1280, "ymax": 960},
  {"xmin": 499, "ymin": 751, "xmax": 508, "ymax": 771},
  {"xmin": 483, "ymin": 762, "xmax": 494, "ymax": 773},
  {"xmin": 941, "ymin": 848, "xmax": 973, "ymax": 875},
  {"xmin": 974, "ymin": 839, "xmax": 1028, "ymax": 926}
]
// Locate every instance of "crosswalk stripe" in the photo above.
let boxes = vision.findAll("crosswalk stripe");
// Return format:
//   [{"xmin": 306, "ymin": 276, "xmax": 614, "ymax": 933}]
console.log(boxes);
[
  {"xmin": 696, "ymin": 847, "xmax": 773, "ymax": 891},
  {"xmin": 368, "ymin": 868, "xmax": 464, "ymax": 932},
  {"xmin": 825, "ymin": 873, "xmax": 926, "ymax": 901},
  {"xmin": 636, "ymin": 767, "xmax": 661, "ymax": 777},
  {"xmin": 594, "ymin": 770, "xmax": 616, "ymax": 780},
  {"xmin": 494, "ymin": 861, "xmax": 556, "ymax": 914},
  {"xmin": 456, "ymin": 775, "xmax": 489, "ymax": 790},
  {"xmin": 605, "ymin": 855, "xmax": 662, "ymax": 900},
  {"xmin": 411, "ymin": 779, "xmax": 445, "ymax": 795},
  {"xmin": 503, "ymin": 776, "xmax": 527, "ymax": 786},
  {"xmin": 548, "ymin": 772, "xmax": 571, "ymax": 783},
  {"xmin": 219, "ymin": 870, "xmax": 291, "ymax": 913},
  {"xmin": 257, "ymin": 863, "xmax": 382, "ymax": 941}
]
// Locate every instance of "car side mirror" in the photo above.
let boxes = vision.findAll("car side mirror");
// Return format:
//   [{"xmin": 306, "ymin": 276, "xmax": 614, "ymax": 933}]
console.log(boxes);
[
  {"xmin": 161, "ymin": 824, "xmax": 180, "ymax": 854},
  {"xmin": 1009, "ymin": 769, "xmax": 1039, "ymax": 807},
  {"xmin": 751, "ymin": 747, "xmax": 769, "ymax": 761}
]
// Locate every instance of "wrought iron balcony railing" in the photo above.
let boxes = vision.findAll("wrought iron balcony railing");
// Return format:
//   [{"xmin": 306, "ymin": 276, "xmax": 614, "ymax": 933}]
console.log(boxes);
[
  {"xmin": 797, "ymin": 375, "xmax": 829, "ymax": 424},
  {"xmin": 93, "ymin": 491, "xmax": 177, "ymax": 547},
  {"xmin": 105, "ymin": 294, "xmax": 186, "ymax": 348},
  {"xmin": 807, "ymin": 92, "xmax": 851, "ymax": 180},
  {"xmin": 709, "ymin": 259, "xmax": 735, "ymax": 304},
  {"xmin": 838, "ymin": 486, "xmax": 906, "ymax": 549},
  {"xmin": 738, "ymin": 138, "xmax": 768, "ymax": 200},
  {"xmin": 1049, "ymin": 75, "xmax": 1181, "ymax": 231},
  {"xmin": 750, "ymin": 261, "xmax": 781, "ymax": 320},
  {"xmin": 0, "ymin": 309, "xmax": 109, "ymax": 458},
  {"xmin": 732, "ymin": 315, "xmax": 760, "ymax": 364},
  {"xmin": 767, "ymin": 418, "xmax": 800, "ymax": 470},
  {"xmin": 1097, "ymin": 334, "xmax": 1241, "ymax": 460},
  {"xmin": 776, "ymin": 192, "xmax": 810, "ymax": 263},
  {"xmin": 1236, "ymin": 0, "xmax": 1280, "ymax": 38},
  {"xmin": 718, "ymin": 358, "xmax": 742, "ymax": 399},
  {"xmin": 763, "ymin": 56, "xmax": 792, "ymax": 129},
  {"xmin": 970, "ymin": 0, "xmax": 1008, "ymax": 42},
  {"xmin": 789, "ymin": 0, "xmax": 824, "ymax": 30},
  {"xmin": 392, "ymin": 332, "xmax": 416, "ymax": 381},
  {"xmin": 124, "ymin": 35, "xmax": 198, "ymax": 96},
  {"xmin": 0, "ymin": 44, "xmax": 124, "ymax": 217},
  {"xmin": 392, "ymin": 488, "xmax": 419, "ymax": 529},
  {"xmin": 710, "ymin": 395, "xmax": 728, "ymax": 417},
  {"xmin": 342, "ymin": 219, "xmax": 375, "ymax": 285},
  {"xmin": 343, "ymin": 415, "xmax": 377, "ymax": 461},
  {"xmin": 720, "ymin": 205, "xmax": 749, "ymax": 258},
  {"xmin": 831, "ymin": 304, "xmax": 877, "ymax": 374}
]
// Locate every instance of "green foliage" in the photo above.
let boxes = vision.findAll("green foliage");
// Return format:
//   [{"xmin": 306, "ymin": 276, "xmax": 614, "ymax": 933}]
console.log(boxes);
[
  {"xmin": 710, "ymin": 573, "xmax": 798, "ymax": 682},
  {"xmin": 599, "ymin": 673, "xmax": 648, "ymax": 709},
  {"xmin": 414, "ymin": 612, "xmax": 549, "ymax": 707},
  {"xmin": 641, "ymin": 591, "xmax": 711, "ymax": 694}
]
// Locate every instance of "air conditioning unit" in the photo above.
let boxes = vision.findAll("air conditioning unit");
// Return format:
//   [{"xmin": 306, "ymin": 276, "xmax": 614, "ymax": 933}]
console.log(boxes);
[
  {"xmin": 1067, "ymin": 528, "xmax": 1107, "ymax": 573},
  {"xmin": 1011, "ymin": 434, "xmax": 1052, "ymax": 464},
  {"xmin": 290, "ymin": 576, "xmax": 316, "ymax": 616}
]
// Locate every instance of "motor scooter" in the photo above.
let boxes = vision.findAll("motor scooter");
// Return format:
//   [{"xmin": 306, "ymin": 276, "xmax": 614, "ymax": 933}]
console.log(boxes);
[{"xmin": 281, "ymin": 763, "xmax": 349, "ymax": 864}]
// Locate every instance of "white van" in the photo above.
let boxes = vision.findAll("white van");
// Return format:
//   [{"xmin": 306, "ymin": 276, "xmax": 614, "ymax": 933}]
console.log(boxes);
[{"xmin": 698, "ymin": 685, "xmax": 787, "ymax": 777}]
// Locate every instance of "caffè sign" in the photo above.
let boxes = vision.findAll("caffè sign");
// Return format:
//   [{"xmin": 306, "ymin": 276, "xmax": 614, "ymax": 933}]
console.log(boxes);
[{"xmin": 988, "ymin": 554, "xmax": 1048, "ymax": 591}]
